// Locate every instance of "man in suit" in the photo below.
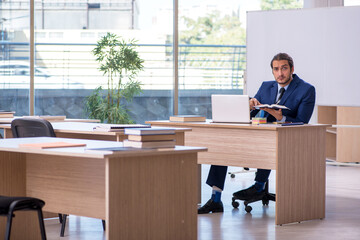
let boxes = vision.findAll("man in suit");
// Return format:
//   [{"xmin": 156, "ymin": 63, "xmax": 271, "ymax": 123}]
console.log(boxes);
[{"xmin": 198, "ymin": 53, "xmax": 316, "ymax": 214}]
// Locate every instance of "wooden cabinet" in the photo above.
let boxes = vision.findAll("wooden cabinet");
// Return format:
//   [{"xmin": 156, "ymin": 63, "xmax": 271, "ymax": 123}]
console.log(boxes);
[{"xmin": 318, "ymin": 106, "xmax": 360, "ymax": 163}]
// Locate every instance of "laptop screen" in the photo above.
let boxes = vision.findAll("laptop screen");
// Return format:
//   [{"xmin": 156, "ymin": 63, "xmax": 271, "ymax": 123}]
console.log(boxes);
[{"xmin": 211, "ymin": 94, "xmax": 251, "ymax": 123}]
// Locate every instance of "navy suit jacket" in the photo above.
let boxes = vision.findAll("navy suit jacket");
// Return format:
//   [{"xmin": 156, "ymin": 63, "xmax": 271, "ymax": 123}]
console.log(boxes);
[{"xmin": 251, "ymin": 74, "xmax": 315, "ymax": 123}]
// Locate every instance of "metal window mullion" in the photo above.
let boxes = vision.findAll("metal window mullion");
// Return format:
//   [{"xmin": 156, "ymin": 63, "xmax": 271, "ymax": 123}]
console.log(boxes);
[
  {"xmin": 173, "ymin": 0, "xmax": 178, "ymax": 115},
  {"xmin": 30, "ymin": 0, "xmax": 34, "ymax": 115}
]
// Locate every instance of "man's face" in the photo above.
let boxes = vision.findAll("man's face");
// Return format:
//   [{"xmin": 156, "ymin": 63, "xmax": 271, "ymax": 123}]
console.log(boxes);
[{"xmin": 272, "ymin": 60, "xmax": 294, "ymax": 87}]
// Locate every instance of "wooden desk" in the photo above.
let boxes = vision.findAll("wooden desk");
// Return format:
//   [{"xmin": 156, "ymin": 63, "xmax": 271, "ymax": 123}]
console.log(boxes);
[
  {"xmin": 0, "ymin": 137, "xmax": 206, "ymax": 240},
  {"xmin": 0, "ymin": 122, "xmax": 195, "ymax": 210},
  {"xmin": 0, "ymin": 117, "xmax": 100, "ymax": 124},
  {"xmin": 0, "ymin": 122, "xmax": 190, "ymax": 144},
  {"xmin": 146, "ymin": 120, "xmax": 329, "ymax": 225}
]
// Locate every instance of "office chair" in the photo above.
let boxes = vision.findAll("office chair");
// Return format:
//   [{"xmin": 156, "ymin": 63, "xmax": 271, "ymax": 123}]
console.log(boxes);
[
  {"xmin": 228, "ymin": 167, "xmax": 253, "ymax": 178},
  {"xmin": 0, "ymin": 195, "xmax": 47, "ymax": 240},
  {"xmin": 11, "ymin": 118, "xmax": 105, "ymax": 237},
  {"xmin": 231, "ymin": 180, "xmax": 275, "ymax": 213},
  {"xmin": 11, "ymin": 118, "xmax": 56, "ymax": 138}
]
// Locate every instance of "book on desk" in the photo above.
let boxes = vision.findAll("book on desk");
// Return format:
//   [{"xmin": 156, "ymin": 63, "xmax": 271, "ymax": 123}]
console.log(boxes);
[
  {"xmin": 0, "ymin": 111, "xmax": 15, "ymax": 118},
  {"xmin": 19, "ymin": 141, "xmax": 87, "ymax": 149},
  {"xmin": 124, "ymin": 127, "xmax": 177, "ymax": 148},
  {"xmin": 123, "ymin": 139, "xmax": 175, "ymax": 148},
  {"xmin": 85, "ymin": 146, "xmax": 139, "ymax": 153},
  {"xmin": 93, "ymin": 124, "xmax": 150, "ymax": 132},
  {"xmin": 124, "ymin": 127, "xmax": 176, "ymax": 135},
  {"xmin": 169, "ymin": 115, "xmax": 206, "ymax": 122},
  {"xmin": 128, "ymin": 134, "xmax": 175, "ymax": 142}
]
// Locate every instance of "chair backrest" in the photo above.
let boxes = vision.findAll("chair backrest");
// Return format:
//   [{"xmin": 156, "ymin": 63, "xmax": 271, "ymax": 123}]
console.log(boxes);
[{"xmin": 11, "ymin": 118, "xmax": 56, "ymax": 138}]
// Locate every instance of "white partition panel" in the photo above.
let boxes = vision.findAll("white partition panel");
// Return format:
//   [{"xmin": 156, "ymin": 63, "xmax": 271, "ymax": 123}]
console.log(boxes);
[{"xmin": 246, "ymin": 6, "xmax": 360, "ymax": 107}]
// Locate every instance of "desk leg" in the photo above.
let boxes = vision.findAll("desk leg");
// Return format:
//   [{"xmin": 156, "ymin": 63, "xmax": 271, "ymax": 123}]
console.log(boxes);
[
  {"xmin": 0, "ymin": 152, "xmax": 41, "ymax": 239},
  {"xmin": 276, "ymin": 127, "xmax": 326, "ymax": 225},
  {"xmin": 174, "ymin": 132, "xmax": 203, "ymax": 204},
  {"xmin": 198, "ymin": 164, "xmax": 202, "ymax": 204},
  {"xmin": 106, "ymin": 153, "xmax": 198, "ymax": 240},
  {"xmin": 3, "ymin": 128, "xmax": 13, "ymax": 138}
]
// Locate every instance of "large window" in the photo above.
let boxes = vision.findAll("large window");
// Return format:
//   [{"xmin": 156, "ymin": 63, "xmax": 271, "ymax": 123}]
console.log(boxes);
[
  {"xmin": 0, "ymin": 0, "xmax": 173, "ymax": 123},
  {"xmin": 32, "ymin": 0, "xmax": 173, "ymax": 123},
  {"xmin": 0, "ymin": 0, "xmax": 30, "ymax": 115},
  {"xmin": 178, "ymin": 0, "xmax": 258, "ymax": 117}
]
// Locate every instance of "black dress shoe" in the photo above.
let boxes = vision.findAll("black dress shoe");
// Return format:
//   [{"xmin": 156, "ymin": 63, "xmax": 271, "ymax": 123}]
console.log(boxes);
[
  {"xmin": 198, "ymin": 199, "xmax": 224, "ymax": 214},
  {"xmin": 233, "ymin": 185, "xmax": 265, "ymax": 201}
]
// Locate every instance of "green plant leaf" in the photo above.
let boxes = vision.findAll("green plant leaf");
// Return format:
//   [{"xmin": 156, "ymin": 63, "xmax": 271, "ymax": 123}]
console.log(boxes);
[{"xmin": 85, "ymin": 33, "xmax": 144, "ymax": 124}]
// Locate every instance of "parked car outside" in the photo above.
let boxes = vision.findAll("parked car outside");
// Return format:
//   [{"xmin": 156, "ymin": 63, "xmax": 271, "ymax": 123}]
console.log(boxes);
[{"xmin": 0, "ymin": 60, "xmax": 84, "ymax": 89}]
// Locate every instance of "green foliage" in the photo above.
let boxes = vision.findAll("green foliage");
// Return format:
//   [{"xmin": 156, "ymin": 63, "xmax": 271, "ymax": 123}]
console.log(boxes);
[
  {"xmin": 180, "ymin": 10, "xmax": 245, "ymax": 45},
  {"xmin": 261, "ymin": 0, "xmax": 303, "ymax": 10},
  {"xmin": 85, "ymin": 33, "xmax": 144, "ymax": 124},
  {"xmin": 179, "ymin": 10, "xmax": 246, "ymax": 72}
]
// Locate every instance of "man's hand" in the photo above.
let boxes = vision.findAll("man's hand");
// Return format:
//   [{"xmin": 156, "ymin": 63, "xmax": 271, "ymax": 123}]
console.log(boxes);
[
  {"xmin": 263, "ymin": 108, "xmax": 283, "ymax": 121},
  {"xmin": 249, "ymin": 98, "xmax": 261, "ymax": 110},
  {"xmin": 250, "ymin": 98, "xmax": 283, "ymax": 121}
]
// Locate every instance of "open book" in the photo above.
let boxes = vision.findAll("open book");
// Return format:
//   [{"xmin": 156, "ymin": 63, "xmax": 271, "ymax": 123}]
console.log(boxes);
[{"xmin": 254, "ymin": 104, "xmax": 290, "ymax": 110}]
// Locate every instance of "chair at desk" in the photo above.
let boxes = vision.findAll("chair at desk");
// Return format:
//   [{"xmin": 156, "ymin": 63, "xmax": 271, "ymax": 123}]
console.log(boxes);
[
  {"xmin": 11, "ymin": 118, "xmax": 105, "ymax": 237},
  {"xmin": 0, "ymin": 195, "xmax": 47, "ymax": 240},
  {"xmin": 11, "ymin": 118, "xmax": 56, "ymax": 138},
  {"xmin": 228, "ymin": 167, "xmax": 251, "ymax": 178},
  {"xmin": 231, "ymin": 180, "xmax": 276, "ymax": 213}
]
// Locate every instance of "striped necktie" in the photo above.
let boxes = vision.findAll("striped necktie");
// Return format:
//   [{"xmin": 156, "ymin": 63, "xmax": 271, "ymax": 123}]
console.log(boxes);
[{"xmin": 276, "ymin": 87, "xmax": 285, "ymax": 104}]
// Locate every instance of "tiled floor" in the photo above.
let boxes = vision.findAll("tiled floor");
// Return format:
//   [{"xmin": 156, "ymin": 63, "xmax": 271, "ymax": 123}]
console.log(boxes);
[{"xmin": 45, "ymin": 164, "xmax": 360, "ymax": 240}]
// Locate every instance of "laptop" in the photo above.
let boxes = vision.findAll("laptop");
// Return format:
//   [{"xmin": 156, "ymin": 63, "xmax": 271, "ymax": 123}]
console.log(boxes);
[{"xmin": 211, "ymin": 94, "xmax": 251, "ymax": 123}]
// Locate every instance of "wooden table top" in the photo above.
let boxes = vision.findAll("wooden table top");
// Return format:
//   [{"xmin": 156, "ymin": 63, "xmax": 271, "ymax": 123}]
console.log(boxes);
[
  {"xmin": 0, "ymin": 137, "xmax": 206, "ymax": 159},
  {"xmin": 0, "ymin": 117, "xmax": 100, "ymax": 124},
  {"xmin": 146, "ymin": 119, "xmax": 330, "ymax": 130},
  {"xmin": 0, "ymin": 121, "xmax": 192, "ymax": 134}
]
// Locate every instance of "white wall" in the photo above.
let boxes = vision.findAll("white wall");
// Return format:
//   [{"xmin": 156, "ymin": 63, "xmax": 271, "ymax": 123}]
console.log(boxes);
[{"xmin": 246, "ymin": 6, "xmax": 360, "ymax": 108}]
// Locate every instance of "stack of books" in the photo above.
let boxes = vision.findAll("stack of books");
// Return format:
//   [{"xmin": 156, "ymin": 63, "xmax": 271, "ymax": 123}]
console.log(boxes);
[
  {"xmin": 123, "ymin": 127, "xmax": 176, "ymax": 148},
  {"xmin": 169, "ymin": 115, "xmax": 206, "ymax": 122},
  {"xmin": 252, "ymin": 117, "xmax": 267, "ymax": 125},
  {"xmin": 0, "ymin": 111, "xmax": 15, "ymax": 118}
]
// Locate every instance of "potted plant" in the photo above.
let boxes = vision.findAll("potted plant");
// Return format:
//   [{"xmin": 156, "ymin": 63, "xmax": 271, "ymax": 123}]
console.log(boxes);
[{"xmin": 85, "ymin": 32, "xmax": 144, "ymax": 123}]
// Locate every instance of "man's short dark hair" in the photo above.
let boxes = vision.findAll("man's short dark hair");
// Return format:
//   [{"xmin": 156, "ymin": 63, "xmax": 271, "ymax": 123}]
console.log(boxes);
[{"xmin": 271, "ymin": 53, "xmax": 294, "ymax": 69}]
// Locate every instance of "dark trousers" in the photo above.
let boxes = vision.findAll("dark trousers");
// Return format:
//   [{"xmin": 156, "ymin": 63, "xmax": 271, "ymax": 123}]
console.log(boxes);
[{"xmin": 206, "ymin": 165, "xmax": 271, "ymax": 190}]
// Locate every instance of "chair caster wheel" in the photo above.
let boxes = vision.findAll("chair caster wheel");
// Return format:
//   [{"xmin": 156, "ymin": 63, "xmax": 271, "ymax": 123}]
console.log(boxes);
[
  {"xmin": 232, "ymin": 199, "xmax": 239, "ymax": 208},
  {"xmin": 262, "ymin": 199, "xmax": 269, "ymax": 206},
  {"xmin": 245, "ymin": 205, "xmax": 252, "ymax": 213},
  {"xmin": 230, "ymin": 174, "xmax": 235, "ymax": 178}
]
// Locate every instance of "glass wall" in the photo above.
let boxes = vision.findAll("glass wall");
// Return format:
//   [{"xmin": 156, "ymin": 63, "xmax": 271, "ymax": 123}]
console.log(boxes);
[
  {"xmin": 0, "ymin": 0, "xmax": 30, "ymax": 116},
  {"xmin": 176, "ymin": 0, "xmax": 306, "ymax": 118},
  {"xmin": 178, "ymin": 0, "xmax": 258, "ymax": 118},
  {"xmin": 32, "ymin": 0, "xmax": 173, "ymax": 123}
]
